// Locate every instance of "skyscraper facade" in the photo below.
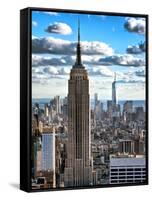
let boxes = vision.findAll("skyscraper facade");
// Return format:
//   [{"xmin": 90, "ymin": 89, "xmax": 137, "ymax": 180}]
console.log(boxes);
[
  {"xmin": 41, "ymin": 127, "xmax": 56, "ymax": 188},
  {"xmin": 42, "ymin": 132, "xmax": 55, "ymax": 171},
  {"xmin": 64, "ymin": 21, "xmax": 93, "ymax": 187},
  {"xmin": 110, "ymin": 156, "xmax": 146, "ymax": 184},
  {"xmin": 111, "ymin": 73, "xmax": 120, "ymax": 123},
  {"xmin": 94, "ymin": 93, "xmax": 98, "ymax": 108}
]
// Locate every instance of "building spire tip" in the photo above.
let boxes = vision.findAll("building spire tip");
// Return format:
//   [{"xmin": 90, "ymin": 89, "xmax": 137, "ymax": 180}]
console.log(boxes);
[
  {"xmin": 114, "ymin": 72, "xmax": 116, "ymax": 82},
  {"xmin": 73, "ymin": 18, "xmax": 83, "ymax": 68},
  {"xmin": 78, "ymin": 18, "xmax": 80, "ymax": 43}
]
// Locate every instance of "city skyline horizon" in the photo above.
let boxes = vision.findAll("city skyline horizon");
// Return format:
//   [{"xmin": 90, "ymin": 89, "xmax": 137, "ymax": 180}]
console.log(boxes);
[
  {"xmin": 32, "ymin": 98, "xmax": 146, "ymax": 113},
  {"xmin": 32, "ymin": 97, "xmax": 146, "ymax": 101},
  {"xmin": 32, "ymin": 74, "xmax": 145, "ymax": 100}
]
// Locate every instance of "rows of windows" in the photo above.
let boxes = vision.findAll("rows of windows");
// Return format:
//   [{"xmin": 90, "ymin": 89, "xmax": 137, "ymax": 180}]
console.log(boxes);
[
  {"xmin": 111, "ymin": 172, "xmax": 146, "ymax": 176},
  {"xmin": 111, "ymin": 168, "xmax": 146, "ymax": 172},
  {"xmin": 71, "ymin": 75, "xmax": 87, "ymax": 80},
  {"xmin": 111, "ymin": 175, "xmax": 146, "ymax": 180},
  {"xmin": 110, "ymin": 167, "xmax": 146, "ymax": 184},
  {"xmin": 111, "ymin": 179, "xmax": 145, "ymax": 184}
]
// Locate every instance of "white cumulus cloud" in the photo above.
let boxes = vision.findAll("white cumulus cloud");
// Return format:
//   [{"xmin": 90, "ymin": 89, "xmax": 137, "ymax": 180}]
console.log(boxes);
[
  {"xmin": 88, "ymin": 66, "xmax": 114, "ymax": 77},
  {"xmin": 124, "ymin": 17, "xmax": 145, "ymax": 34},
  {"xmin": 45, "ymin": 22, "xmax": 72, "ymax": 35},
  {"xmin": 43, "ymin": 12, "xmax": 59, "ymax": 16},
  {"xmin": 43, "ymin": 66, "xmax": 70, "ymax": 75},
  {"xmin": 99, "ymin": 54, "xmax": 145, "ymax": 67},
  {"xmin": 126, "ymin": 41, "xmax": 145, "ymax": 54},
  {"xmin": 32, "ymin": 36, "xmax": 114, "ymax": 56}
]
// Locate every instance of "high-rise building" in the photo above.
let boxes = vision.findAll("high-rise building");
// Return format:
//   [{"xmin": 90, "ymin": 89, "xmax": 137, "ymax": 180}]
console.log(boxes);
[
  {"xmin": 118, "ymin": 138, "xmax": 145, "ymax": 156},
  {"xmin": 42, "ymin": 127, "xmax": 55, "ymax": 171},
  {"xmin": 62, "ymin": 97, "xmax": 68, "ymax": 121},
  {"xmin": 109, "ymin": 155, "xmax": 146, "ymax": 184},
  {"xmin": 123, "ymin": 101, "xmax": 133, "ymax": 122},
  {"xmin": 44, "ymin": 103, "xmax": 49, "ymax": 117},
  {"xmin": 135, "ymin": 107, "xmax": 145, "ymax": 121},
  {"xmin": 112, "ymin": 73, "xmax": 116, "ymax": 108},
  {"xmin": 35, "ymin": 150, "xmax": 42, "ymax": 176},
  {"xmin": 32, "ymin": 137, "xmax": 41, "ymax": 178},
  {"xmin": 123, "ymin": 101, "xmax": 133, "ymax": 114},
  {"xmin": 118, "ymin": 139, "xmax": 135, "ymax": 154},
  {"xmin": 111, "ymin": 73, "xmax": 120, "ymax": 126},
  {"xmin": 41, "ymin": 126, "xmax": 56, "ymax": 188},
  {"xmin": 64, "ymin": 21, "xmax": 93, "ymax": 187},
  {"xmin": 49, "ymin": 105, "xmax": 56, "ymax": 122},
  {"xmin": 134, "ymin": 138, "xmax": 145, "ymax": 155},
  {"xmin": 32, "ymin": 104, "xmax": 39, "ymax": 135},
  {"xmin": 94, "ymin": 93, "xmax": 98, "ymax": 108},
  {"xmin": 54, "ymin": 95, "xmax": 61, "ymax": 114},
  {"xmin": 55, "ymin": 135, "xmax": 67, "ymax": 187},
  {"xmin": 99, "ymin": 102, "xmax": 104, "ymax": 120},
  {"xmin": 101, "ymin": 102, "xmax": 104, "ymax": 113},
  {"xmin": 94, "ymin": 100, "xmax": 101, "ymax": 120},
  {"xmin": 107, "ymin": 100, "xmax": 113, "ymax": 118}
]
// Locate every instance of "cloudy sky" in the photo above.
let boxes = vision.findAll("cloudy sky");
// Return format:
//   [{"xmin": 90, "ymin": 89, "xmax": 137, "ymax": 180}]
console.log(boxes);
[{"xmin": 32, "ymin": 11, "xmax": 146, "ymax": 100}]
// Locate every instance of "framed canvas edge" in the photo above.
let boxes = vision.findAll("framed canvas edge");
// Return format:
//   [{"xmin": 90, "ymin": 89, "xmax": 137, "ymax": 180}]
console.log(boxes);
[{"xmin": 20, "ymin": 7, "xmax": 149, "ymax": 192}]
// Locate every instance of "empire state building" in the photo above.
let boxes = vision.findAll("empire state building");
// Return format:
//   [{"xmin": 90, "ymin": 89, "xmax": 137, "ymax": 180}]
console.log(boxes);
[{"xmin": 64, "ymin": 21, "xmax": 93, "ymax": 187}]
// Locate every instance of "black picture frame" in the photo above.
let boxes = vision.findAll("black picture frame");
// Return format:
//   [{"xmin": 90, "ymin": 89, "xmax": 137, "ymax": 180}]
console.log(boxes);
[{"xmin": 20, "ymin": 7, "xmax": 149, "ymax": 192}]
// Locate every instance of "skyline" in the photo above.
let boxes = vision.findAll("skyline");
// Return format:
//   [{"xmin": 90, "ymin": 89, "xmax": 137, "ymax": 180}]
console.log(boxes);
[{"xmin": 32, "ymin": 11, "xmax": 146, "ymax": 100}]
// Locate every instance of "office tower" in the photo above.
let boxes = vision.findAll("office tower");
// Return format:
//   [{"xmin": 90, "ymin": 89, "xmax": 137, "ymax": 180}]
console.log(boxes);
[
  {"xmin": 49, "ymin": 96, "xmax": 60, "ymax": 119},
  {"xmin": 38, "ymin": 121, "xmax": 43, "ymax": 134},
  {"xmin": 32, "ymin": 137, "xmax": 41, "ymax": 178},
  {"xmin": 111, "ymin": 73, "xmax": 120, "ymax": 126},
  {"xmin": 109, "ymin": 155, "xmax": 146, "ymax": 184},
  {"xmin": 135, "ymin": 107, "xmax": 145, "ymax": 121},
  {"xmin": 100, "ymin": 102, "xmax": 104, "ymax": 120},
  {"xmin": 91, "ymin": 109, "xmax": 96, "ymax": 128},
  {"xmin": 44, "ymin": 103, "xmax": 49, "ymax": 117},
  {"xmin": 35, "ymin": 149, "xmax": 42, "ymax": 177},
  {"xmin": 123, "ymin": 101, "xmax": 133, "ymax": 122},
  {"xmin": 56, "ymin": 136, "xmax": 67, "ymax": 187},
  {"xmin": 112, "ymin": 73, "xmax": 116, "ymax": 108},
  {"xmin": 101, "ymin": 102, "xmax": 104, "ymax": 113},
  {"xmin": 32, "ymin": 114, "xmax": 39, "ymax": 136},
  {"xmin": 49, "ymin": 105, "xmax": 56, "ymax": 122},
  {"xmin": 134, "ymin": 138, "xmax": 145, "ymax": 155},
  {"xmin": 62, "ymin": 97, "xmax": 68, "ymax": 121},
  {"xmin": 123, "ymin": 101, "xmax": 133, "ymax": 114},
  {"xmin": 34, "ymin": 103, "xmax": 39, "ymax": 113},
  {"xmin": 107, "ymin": 100, "xmax": 112, "ymax": 111},
  {"xmin": 32, "ymin": 104, "xmax": 39, "ymax": 134},
  {"xmin": 41, "ymin": 126, "xmax": 56, "ymax": 188},
  {"xmin": 32, "ymin": 105, "xmax": 41, "ymax": 178},
  {"xmin": 42, "ymin": 127, "xmax": 55, "ymax": 171},
  {"xmin": 119, "ymin": 139, "xmax": 135, "ymax": 154},
  {"xmin": 94, "ymin": 93, "xmax": 98, "ymax": 108},
  {"xmin": 94, "ymin": 100, "xmax": 101, "ymax": 120},
  {"xmin": 55, "ymin": 95, "xmax": 61, "ymax": 114},
  {"xmin": 50, "ymin": 98, "xmax": 55, "ymax": 110},
  {"xmin": 64, "ymin": 21, "xmax": 93, "ymax": 187},
  {"xmin": 107, "ymin": 100, "xmax": 113, "ymax": 118}
]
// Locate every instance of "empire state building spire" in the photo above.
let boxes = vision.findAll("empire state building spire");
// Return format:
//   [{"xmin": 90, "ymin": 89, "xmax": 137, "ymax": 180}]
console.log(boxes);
[
  {"xmin": 74, "ymin": 19, "xmax": 83, "ymax": 68},
  {"xmin": 112, "ymin": 72, "xmax": 117, "ymax": 106}
]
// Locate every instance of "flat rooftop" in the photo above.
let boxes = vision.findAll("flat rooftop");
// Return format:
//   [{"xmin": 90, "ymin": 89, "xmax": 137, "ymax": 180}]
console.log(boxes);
[{"xmin": 110, "ymin": 156, "xmax": 145, "ymax": 167}]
